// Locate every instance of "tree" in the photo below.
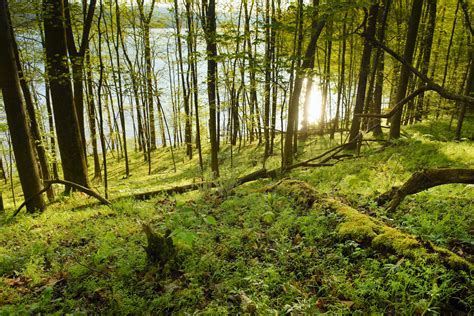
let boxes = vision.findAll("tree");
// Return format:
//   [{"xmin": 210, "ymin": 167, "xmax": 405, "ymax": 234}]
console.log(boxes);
[
  {"xmin": 137, "ymin": 0, "xmax": 157, "ymax": 150},
  {"xmin": 173, "ymin": 0, "xmax": 192, "ymax": 158},
  {"xmin": 389, "ymin": 0, "xmax": 423, "ymax": 139},
  {"xmin": 43, "ymin": 0, "xmax": 89, "ymax": 191},
  {"xmin": 64, "ymin": 0, "xmax": 97, "ymax": 158},
  {"xmin": 455, "ymin": 52, "xmax": 473, "ymax": 140},
  {"xmin": 0, "ymin": 0, "xmax": 45, "ymax": 211},
  {"xmin": 283, "ymin": 0, "xmax": 325, "ymax": 167},
  {"xmin": 347, "ymin": 4, "xmax": 379, "ymax": 148},
  {"xmin": 201, "ymin": 0, "xmax": 219, "ymax": 177}
]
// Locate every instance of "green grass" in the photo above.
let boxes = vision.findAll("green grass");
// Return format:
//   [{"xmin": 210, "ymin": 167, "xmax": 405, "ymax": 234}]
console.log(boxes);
[{"xmin": 0, "ymin": 118, "xmax": 473, "ymax": 314}]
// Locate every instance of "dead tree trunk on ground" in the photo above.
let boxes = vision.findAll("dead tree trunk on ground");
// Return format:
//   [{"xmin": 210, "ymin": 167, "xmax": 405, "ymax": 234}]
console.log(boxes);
[{"xmin": 379, "ymin": 168, "xmax": 474, "ymax": 212}]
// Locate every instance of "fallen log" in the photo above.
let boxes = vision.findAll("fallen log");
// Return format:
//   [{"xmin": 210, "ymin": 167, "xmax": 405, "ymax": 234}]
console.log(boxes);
[
  {"xmin": 133, "ymin": 168, "xmax": 275, "ymax": 200},
  {"xmin": 131, "ymin": 141, "xmax": 358, "ymax": 202},
  {"xmin": 379, "ymin": 168, "xmax": 474, "ymax": 212},
  {"xmin": 265, "ymin": 179, "xmax": 473, "ymax": 272}
]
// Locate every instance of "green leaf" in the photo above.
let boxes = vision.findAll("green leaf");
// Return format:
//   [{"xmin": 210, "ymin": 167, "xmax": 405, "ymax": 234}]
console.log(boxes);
[
  {"xmin": 204, "ymin": 215, "xmax": 217, "ymax": 225},
  {"xmin": 172, "ymin": 229, "xmax": 197, "ymax": 247}
]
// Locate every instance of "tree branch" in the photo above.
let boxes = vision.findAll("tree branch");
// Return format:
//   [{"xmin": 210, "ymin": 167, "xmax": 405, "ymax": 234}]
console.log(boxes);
[
  {"xmin": 357, "ymin": 86, "xmax": 431, "ymax": 118},
  {"xmin": 379, "ymin": 168, "xmax": 474, "ymax": 212},
  {"xmin": 360, "ymin": 34, "xmax": 474, "ymax": 105},
  {"xmin": 12, "ymin": 179, "xmax": 111, "ymax": 217}
]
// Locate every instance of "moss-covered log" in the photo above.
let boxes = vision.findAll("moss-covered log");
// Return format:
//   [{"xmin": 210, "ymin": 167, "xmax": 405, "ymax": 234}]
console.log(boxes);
[
  {"xmin": 266, "ymin": 179, "xmax": 473, "ymax": 272},
  {"xmin": 380, "ymin": 168, "xmax": 474, "ymax": 212}
]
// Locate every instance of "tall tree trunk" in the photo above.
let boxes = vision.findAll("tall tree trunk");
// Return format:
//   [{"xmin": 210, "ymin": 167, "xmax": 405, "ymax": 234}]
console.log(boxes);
[
  {"xmin": 114, "ymin": 0, "xmax": 129, "ymax": 177},
  {"xmin": 174, "ymin": 0, "xmax": 192, "ymax": 158},
  {"xmin": 202, "ymin": 0, "xmax": 219, "ymax": 177},
  {"xmin": 263, "ymin": 0, "xmax": 272, "ymax": 159},
  {"xmin": 244, "ymin": 0, "xmax": 259, "ymax": 144},
  {"xmin": 320, "ymin": 21, "xmax": 332, "ymax": 133},
  {"xmin": 85, "ymin": 49, "xmax": 101, "ymax": 180},
  {"xmin": 283, "ymin": 0, "xmax": 325, "ymax": 167},
  {"xmin": 97, "ymin": 0, "xmax": 108, "ymax": 198},
  {"xmin": 414, "ymin": 0, "xmax": 436, "ymax": 122},
  {"xmin": 389, "ymin": 0, "xmax": 423, "ymax": 139},
  {"xmin": 64, "ymin": 0, "xmax": 97, "ymax": 159},
  {"xmin": 138, "ymin": 0, "xmax": 157, "ymax": 150},
  {"xmin": 186, "ymin": 0, "xmax": 203, "ymax": 171},
  {"xmin": 330, "ymin": 13, "xmax": 347, "ymax": 140},
  {"xmin": 347, "ymin": 4, "xmax": 379, "ymax": 148},
  {"xmin": 0, "ymin": 0, "xmax": 45, "ymax": 211},
  {"xmin": 119, "ymin": 21, "xmax": 145, "ymax": 154},
  {"xmin": 435, "ymin": 0, "xmax": 460, "ymax": 119},
  {"xmin": 10, "ymin": 23, "xmax": 54, "ymax": 200},
  {"xmin": 369, "ymin": 0, "xmax": 391, "ymax": 136},
  {"xmin": 43, "ymin": 0, "xmax": 89, "ymax": 191},
  {"xmin": 455, "ymin": 53, "xmax": 473, "ymax": 140}
]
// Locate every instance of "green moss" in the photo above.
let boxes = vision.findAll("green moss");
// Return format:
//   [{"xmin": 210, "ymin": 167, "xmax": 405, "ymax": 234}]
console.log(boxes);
[
  {"xmin": 372, "ymin": 227, "xmax": 424, "ymax": 258},
  {"xmin": 264, "ymin": 179, "xmax": 321, "ymax": 208},
  {"xmin": 325, "ymin": 200, "xmax": 380, "ymax": 241},
  {"xmin": 432, "ymin": 245, "xmax": 474, "ymax": 271}
]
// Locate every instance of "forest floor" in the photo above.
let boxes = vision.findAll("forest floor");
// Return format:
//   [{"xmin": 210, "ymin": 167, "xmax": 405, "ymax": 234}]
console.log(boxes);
[{"xmin": 0, "ymin": 118, "xmax": 473, "ymax": 314}]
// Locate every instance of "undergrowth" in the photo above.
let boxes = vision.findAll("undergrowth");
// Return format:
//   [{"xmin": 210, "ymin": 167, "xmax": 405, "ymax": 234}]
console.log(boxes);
[{"xmin": 0, "ymin": 118, "xmax": 472, "ymax": 314}]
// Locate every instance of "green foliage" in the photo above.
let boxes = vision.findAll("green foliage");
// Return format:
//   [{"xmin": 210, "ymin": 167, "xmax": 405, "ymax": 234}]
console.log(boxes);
[{"xmin": 0, "ymin": 120, "xmax": 473, "ymax": 313}]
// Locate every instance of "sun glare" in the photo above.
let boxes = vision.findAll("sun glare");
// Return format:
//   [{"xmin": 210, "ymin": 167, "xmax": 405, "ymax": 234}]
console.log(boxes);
[{"xmin": 304, "ymin": 81, "xmax": 323, "ymax": 125}]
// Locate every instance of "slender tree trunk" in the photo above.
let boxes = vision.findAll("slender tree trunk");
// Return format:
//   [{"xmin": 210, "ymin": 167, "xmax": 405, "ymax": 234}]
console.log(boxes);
[
  {"xmin": 347, "ymin": 4, "xmax": 379, "ymax": 148},
  {"xmin": 202, "ymin": 0, "xmax": 219, "ymax": 177},
  {"xmin": 263, "ymin": 0, "xmax": 272, "ymax": 159},
  {"xmin": 114, "ymin": 0, "xmax": 129, "ymax": 177},
  {"xmin": 138, "ymin": 0, "xmax": 157, "ymax": 150},
  {"xmin": 186, "ymin": 0, "xmax": 203, "ymax": 171},
  {"xmin": 330, "ymin": 14, "xmax": 347, "ymax": 140},
  {"xmin": 85, "ymin": 49, "xmax": 101, "ymax": 180},
  {"xmin": 413, "ymin": 0, "xmax": 436, "ymax": 122},
  {"xmin": 174, "ymin": 0, "xmax": 192, "ymax": 158},
  {"xmin": 369, "ymin": 0, "xmax": 391, "ymax": 136},
  {"xmin": 244, "ymin": 0, "xmax": 260, "ymax": 144},
  {"xmin": 320, "ymin": 21, "xmax": 332, "ymax": 133},
  {"xmin": 10, "ymin": 27, "xmax": 54, "ymax": 200},
  {"xmin": 64, "ymin": 0, "xmax": 97, "ymax": 159},
  {"xmin": 97, "ymin": 0, "xmax": 108, "ymax": 198},
  {"xmin": 455, "ymin": 53, "xmax": 473, "ymax": 140},
  {"xmin": 283, "ymin": 0, "xmax": 325, "ymax": 167},
  {"xmin": 0, "ymin": 0, "xmax": 45, "ymax": 211},
  {"xmin": 389, "ymin": 0, "xmax": 423, "ymax": 139}
]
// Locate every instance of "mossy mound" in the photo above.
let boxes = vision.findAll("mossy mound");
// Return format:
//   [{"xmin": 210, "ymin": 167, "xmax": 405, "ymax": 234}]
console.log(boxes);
[
  {"xmin": 262, "ymin": 178, "xmax": 323, "ymax": 208},
  {"xmin": 270, "ymin": 179, "xmax": 473, "ymax": 272}
]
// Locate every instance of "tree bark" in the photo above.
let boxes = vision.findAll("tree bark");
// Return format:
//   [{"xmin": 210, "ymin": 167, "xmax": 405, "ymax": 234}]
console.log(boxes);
[
  {"xmin": 455, "ymin": 53, "xmax": 473, "ymax": 140},
  {"xmin": 0, "ymin": 0, "xmax": 45, "ymax": 212},
  {"xmin": 43, "ymin": 0, "xmax": 89, "ymax": 191},
  {"xmin": 202, "ymin": 0, "xmax": 219, "ymax": 177},
  {"xmin": 389, "ymin": 0, "xmax": 423, "ymax": 139},
  {"xmin": 10, "ymin": 23, "xmax": 54, "ymax": 201},
  {"xmin": 64, "ymin": 0, "xmax": 97, "ymax": 158},
  {"xmin": 380, "ymin": 168, "xmax": 474, "ymax": 212},
  {"xmin": 283, "ymin": 0, "xmax": 325, "ymax": 167},
  {"xmin": 347, "ymin": 4, "xmax": 378, "ymax": 148},
  {"xmin": 414, "ymin": 0, "xmax": 436, "ymax": 122}
]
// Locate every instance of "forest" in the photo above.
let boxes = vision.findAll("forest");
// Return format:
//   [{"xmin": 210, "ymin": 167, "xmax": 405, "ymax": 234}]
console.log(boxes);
[{"xmin": 0, "ymin": 0, "xmax": 473, "ymax": 313}]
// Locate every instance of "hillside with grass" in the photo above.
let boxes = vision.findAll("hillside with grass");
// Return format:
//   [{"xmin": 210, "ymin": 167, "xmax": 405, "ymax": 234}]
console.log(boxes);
[{"xmin": 1, "ymin": 119, "xmax": 473, "ymax": 314}]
